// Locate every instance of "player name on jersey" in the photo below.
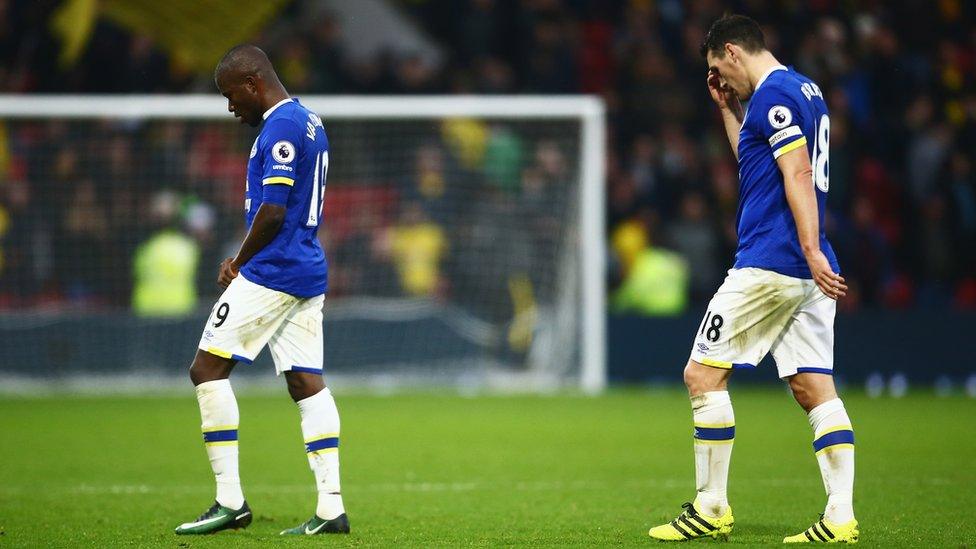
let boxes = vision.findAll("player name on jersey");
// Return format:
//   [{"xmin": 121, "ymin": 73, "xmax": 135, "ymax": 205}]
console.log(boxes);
[
  {"xmin": 244, "ymin": 98, "xmax": 330, "ymax": 297},
  {"xmin": 733, "ymin": 66, "xmax": 839, "ymax": 279}
]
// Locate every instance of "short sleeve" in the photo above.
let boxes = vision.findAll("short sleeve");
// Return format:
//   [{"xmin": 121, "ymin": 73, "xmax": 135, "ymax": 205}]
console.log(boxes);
[
  {"xmin": 754, "ymin": 87, "xmax": 807, "ymax": 160},
  {"xmin": 260, "ymin": 118, "xmax": 302, "ymax": 204}
]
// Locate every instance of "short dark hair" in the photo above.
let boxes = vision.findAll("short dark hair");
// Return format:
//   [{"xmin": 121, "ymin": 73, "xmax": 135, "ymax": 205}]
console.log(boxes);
[{"xmin": 699, "ymin": 15, "xmax": 766, "ymax": 59}]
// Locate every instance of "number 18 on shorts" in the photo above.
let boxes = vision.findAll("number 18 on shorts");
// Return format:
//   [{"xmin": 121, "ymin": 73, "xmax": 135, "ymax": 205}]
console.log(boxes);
[{"xmin": 689, "ymin": 268, "xmax": 836, "ymax": 378}]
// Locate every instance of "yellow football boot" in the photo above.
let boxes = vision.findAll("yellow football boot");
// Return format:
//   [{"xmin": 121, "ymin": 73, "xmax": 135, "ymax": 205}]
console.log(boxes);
[
  {"xmin": 648, "ymin": 501, "xmax": 734, "ymax": 541},
  {"xmin": 783, "ymin": 516, "xmax": 858, "ymax": 543}
]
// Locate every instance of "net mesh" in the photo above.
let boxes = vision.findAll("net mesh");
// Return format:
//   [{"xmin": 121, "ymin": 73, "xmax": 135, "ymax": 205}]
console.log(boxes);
[{"xmin": 0, "ymin": 111, "xmax": 584, "ymax": 388}]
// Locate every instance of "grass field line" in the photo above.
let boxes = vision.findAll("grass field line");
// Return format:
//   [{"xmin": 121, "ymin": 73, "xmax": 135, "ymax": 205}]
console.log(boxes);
[
  {"xmin": 6, "ymin": 475, "xmax": 944, "ymax": 498},
  {"xmin": 4, "ymin": 474, "xmax": 954, "ymax": 498}
]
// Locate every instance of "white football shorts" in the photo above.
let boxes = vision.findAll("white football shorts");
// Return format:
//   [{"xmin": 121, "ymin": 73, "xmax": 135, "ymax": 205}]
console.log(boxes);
[
  {"xmin": 689, "ymin": 267, "xmax": 836, "ymax": 378},
  {"xmin": 198, "ymin": 274, "xmax": 324, "ymax": 375}
]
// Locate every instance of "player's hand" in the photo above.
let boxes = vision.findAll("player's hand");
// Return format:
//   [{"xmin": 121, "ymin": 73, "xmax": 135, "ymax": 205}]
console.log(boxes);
[
  {"xmin": 806, "ymin": 250, "xmax": 847, "ymax": 299},
  {"xmin": 217, "ymin": 257, "xmax": 240, "ymax": 288},
  {"xmin": 706, "ymin": 69, "xmax": 742, "ymax": 115}
]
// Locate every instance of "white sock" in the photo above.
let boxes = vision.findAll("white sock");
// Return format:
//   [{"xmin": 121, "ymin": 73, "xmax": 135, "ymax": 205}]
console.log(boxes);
[
  {"xmin": 691, "ymin": 390, "xmax": 735, "ymax": 518},
  {"xmin": 195, "ymin": 379, "xmax": 244, "ymax": 509},
  {"xmin": 808, "ymin": 398, "xmax": 855, "ymax": 524},
  {"xmin": 298, "ymin": 387, "xmax": 344, "ymax": 520}
]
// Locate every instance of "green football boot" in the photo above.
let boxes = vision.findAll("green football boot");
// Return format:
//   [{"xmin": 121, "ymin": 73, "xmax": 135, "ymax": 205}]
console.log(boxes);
[
  {"xmin": 174, "ymin": 500, "xmax": 252, "ymax": 535},
  {"xmin": 280, "ymin": 513, "xmax": 350, "ymax": 535}
]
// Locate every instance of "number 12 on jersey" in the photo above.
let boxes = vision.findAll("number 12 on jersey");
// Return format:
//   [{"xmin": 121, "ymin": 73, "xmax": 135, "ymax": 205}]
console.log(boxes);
[{"xmin": 307, "ymin": 150, "xmax": 329, "ymax": 227}]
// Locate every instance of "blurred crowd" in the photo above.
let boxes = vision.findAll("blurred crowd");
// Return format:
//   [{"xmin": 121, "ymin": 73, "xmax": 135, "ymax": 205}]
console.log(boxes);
[
  {"xmin": 0, "ymin": 117, "xmax": 574, "ymax": 326},
  {"xmin": 2, "ymin": 0, "xmax": 976, "ymax": 314}
]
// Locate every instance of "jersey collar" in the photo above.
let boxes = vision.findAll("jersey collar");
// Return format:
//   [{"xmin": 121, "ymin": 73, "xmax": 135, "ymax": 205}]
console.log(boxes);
[
  {"xmin": 262, "ymin": 98, "xmax": 293, "ymax": 120},
  {"xmin": 754, "ymin": 64, "xmax": 788, "ymax": 92}
]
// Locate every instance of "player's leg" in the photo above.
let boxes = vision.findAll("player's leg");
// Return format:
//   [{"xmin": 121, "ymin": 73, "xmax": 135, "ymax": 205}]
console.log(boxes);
[
  {"xmin": 685, "ymin": 274, "xmax": 746, "ymax": 523},
  {"xmin": 775, "ymin": 289, "xmax": 858, "ymax": 543},
  {"xmin": 177, "ymin": 276, "xmax": 295, "ymax": 535},
  {"xmin": 650, "ymin": 269, "xmax": 806, "ymax": 541},
  {"xmin": 189, "ymin": 348, "xmax": 235, "ymax": 384},
  {"xmin": 648, "ymin": 361, "xmax": 737, "ymax": 542},
  {"xmin": 189, "ymin": 350, "xmax": 243, "ymax": 507},
  {"xmin": 650, "ymin": 271, "xmax": 773, "ymax": 540},
  {"xmin": 281, "ymin": 370, "xmax": 348, "ymax": 535},
  {"xmin": 176, "ymin": 349, "xmax": 252, "ymax": 534},
  {"xmin": 684, "ymin": 360, "xmax": 735, "ymax": 518},
  {"xmin": 783, "ymin": 372, "xmax": 858, "ymax": 543},
  {"xmin": 270, "ymin": 295, "xmax": 349, "ymax": 536}
]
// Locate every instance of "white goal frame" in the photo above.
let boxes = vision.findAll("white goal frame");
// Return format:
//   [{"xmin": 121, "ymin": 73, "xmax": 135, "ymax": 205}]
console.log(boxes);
[{"xmin": 0, "ymin": 95, "xmax": 607, "ymax": 394}]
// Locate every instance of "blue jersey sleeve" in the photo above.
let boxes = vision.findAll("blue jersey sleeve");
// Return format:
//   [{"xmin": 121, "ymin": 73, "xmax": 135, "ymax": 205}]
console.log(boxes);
[
  {"xmin": 753, "ymin": 86, "xmax": 808, "ymax": 160},
  {"xmin": 260, "ymin": 118, "xmax": 303, "ymax": 206}
]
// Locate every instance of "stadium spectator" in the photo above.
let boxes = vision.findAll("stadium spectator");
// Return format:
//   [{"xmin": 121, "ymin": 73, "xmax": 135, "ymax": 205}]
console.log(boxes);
[
  {"xmin": 60, "ymin": 179, "xmax": 109, "ymax": 302},
  {"xmin": 131, "ymin": 191, "xmax": 200, "ymax": 317},
  {"xmin": 666, "ymin": 191, "xmax": 721, "ymax": 303},
  {"xmin": 382, "ymin": 201, "xmax": 448, "ymax": 298},
  {"xmin": 610, "ymin": 216, "xmax": 688, "ymax": 316},
  {"xmin": 2, "ymin": 0, "xmax": 976, "ymax": 313}
]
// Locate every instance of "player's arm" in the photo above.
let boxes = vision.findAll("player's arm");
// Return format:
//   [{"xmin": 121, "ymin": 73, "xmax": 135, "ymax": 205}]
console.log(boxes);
[
  {"xmin": 777, "ymin": 146, "xmax": 847, "ymax": 299},
  {"xmin": 219, "ymin": 204, "xmax": 287, "ymax": 287},
  {"xmin": 707, "ymin": 68, "xmax": 744, "ymax": 160},
  {"xmin": 218, "ymin": 119, "xmax": 301, "ymax": 288}
]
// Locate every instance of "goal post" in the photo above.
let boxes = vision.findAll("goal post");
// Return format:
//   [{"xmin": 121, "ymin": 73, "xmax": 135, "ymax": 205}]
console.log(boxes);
[{"xmin": 0, "ymin": 95, "xmax": 606, "ymax": 393}]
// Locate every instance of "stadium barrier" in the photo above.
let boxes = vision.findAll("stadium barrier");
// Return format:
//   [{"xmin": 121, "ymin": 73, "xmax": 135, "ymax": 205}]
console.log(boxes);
[{"xmin": 609, "ymin": 311, "xmax": 975, "ymax": 384}]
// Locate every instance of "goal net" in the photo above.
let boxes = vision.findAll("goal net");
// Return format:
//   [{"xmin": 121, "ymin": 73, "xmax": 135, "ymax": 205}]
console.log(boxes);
[{"xmin": 0, "ymin": 96, "xmax": 605, "ymax": 393}]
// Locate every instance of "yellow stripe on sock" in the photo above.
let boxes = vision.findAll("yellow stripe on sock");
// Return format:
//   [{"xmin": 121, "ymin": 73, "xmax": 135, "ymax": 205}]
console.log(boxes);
[
  {"xmin": 202, "ymin": 424, "xmax": 239, "ymax": 433},
  {"xmin": 308, "ymin": 448, "xmax": 338, "ymax": 456},
  {"xmin": 815, "ymin": 424, "xmax": 853, "ymax": 439},
  {"xmin": 303, "ymin": 432, "xmax": 339, "ymax": 444},
  {"xmin": 204, "ymin": 441, "xmax": 239, "ymax": 447},
  {"xmin": 815, "ymin": 443, "xmax": 854, "ymax": 456},
  {"xmin": 693, "ymin": 439, "xmax": 735, "ymax": 445},
  {"xmin": 694, "ymin": 422, "xmax": 735, "ymax": 429}
]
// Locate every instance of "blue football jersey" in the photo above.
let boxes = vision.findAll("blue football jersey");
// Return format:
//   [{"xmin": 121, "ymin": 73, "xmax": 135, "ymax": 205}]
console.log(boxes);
[
  {"xmin": 242, "ymin": 98, "xmax": 329, "ymax": 297},
  {"xmin": 734, "ymin": 66, "xmax": 839, "ymax": 279}
]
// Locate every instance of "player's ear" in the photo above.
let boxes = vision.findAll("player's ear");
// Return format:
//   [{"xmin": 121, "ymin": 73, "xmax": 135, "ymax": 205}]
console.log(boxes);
[
  {"xmin": 243, "ymin": 75, "xmax": 258, "ymax": 94},
  {"xmin": 725, "ymin": 43, "xmax": 738, "ymax": 63}
]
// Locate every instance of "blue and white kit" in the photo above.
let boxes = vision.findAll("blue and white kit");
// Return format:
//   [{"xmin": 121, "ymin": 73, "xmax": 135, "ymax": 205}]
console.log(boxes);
[
  {"xmin": 199, "ymin": 98, "xmax": 330, "ymax": 375},
  {"xmin": 690, "ymin": 66, "xmax": 839, "ymax": 378}
]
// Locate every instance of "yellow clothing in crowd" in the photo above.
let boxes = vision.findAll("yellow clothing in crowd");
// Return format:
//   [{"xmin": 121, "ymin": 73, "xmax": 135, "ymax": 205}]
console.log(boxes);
[
  {"xmin": 390, "ymin": 223, "xmax": 447, "ymax": 297},
  {"xmin": 132, "ymin": 229, "xmax": 199, "ymax": 317}
]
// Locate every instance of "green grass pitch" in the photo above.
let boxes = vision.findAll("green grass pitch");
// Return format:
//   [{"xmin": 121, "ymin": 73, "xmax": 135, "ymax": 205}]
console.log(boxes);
[{"xmin": 1, "ymin": 388, "xmax": 973, "ymax": 547}]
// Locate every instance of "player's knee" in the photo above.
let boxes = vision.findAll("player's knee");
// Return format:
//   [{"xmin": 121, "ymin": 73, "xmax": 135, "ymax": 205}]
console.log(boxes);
[
  {"xmin": 685, "ymin": 362, "xmax": 710, "ymax": 395},
  {"xmin": 288, "ymin": 384, "xmax": 320, "ymax": 402},
  {"xmin": 684, "ymin": 361, "xmax": 722, "ymax": 395},
  {"xmin": 683, "ymin": 363, "xmax": 698, "ymax": 391},
  {"xmin": 188, "ymin": 362, "xmax": 206, "ymax": 385},
  {"xmin": 789, "ymin": 384, "xmax": 815, "ymax": 411},
  {"xmin": 285, "ymin": 372, "xmax": 325, "ymax": 402},
  {"xmin": 188, "ymin": 352, "xmax": 231, "ymax": 386},
  {"xmin": 788, "ymin": 374, "xmax": 837, "ymax": 412},
  {"xmin": 189, "ymin": 361, "xmax": 216, "ymax": 386}
]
